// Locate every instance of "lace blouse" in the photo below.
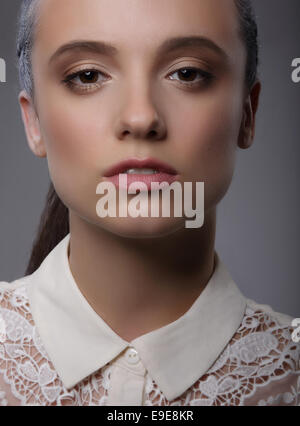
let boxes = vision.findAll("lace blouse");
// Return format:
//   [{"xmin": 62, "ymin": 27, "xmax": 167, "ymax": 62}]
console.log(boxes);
[{"xmin": 0, "ymin": 234, "xmax": 299, "ymax": 406}]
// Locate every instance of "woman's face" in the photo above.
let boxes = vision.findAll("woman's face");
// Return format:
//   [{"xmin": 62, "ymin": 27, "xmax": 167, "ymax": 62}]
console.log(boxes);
[{"xmin": 20, "ymin": 0, "xmax": 258, "ymax": 238}]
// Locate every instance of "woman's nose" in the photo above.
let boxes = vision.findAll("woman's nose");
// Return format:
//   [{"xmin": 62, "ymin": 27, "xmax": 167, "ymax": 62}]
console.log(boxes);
[{"xmin": 115, "ymin": 85, "xmax": 167, "ymax": 142}]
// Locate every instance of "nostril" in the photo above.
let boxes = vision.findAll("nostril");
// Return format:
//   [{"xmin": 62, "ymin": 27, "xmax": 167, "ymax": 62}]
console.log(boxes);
[{"xmin": 148, "ymin": 130, "xmax": 156, "ymax": 138}]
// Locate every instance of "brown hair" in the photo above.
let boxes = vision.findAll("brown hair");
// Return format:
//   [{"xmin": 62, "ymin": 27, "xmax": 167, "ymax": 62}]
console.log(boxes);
[{"xmin": 25, "ymin": 183, "xmax": 69, "ymax": 275}]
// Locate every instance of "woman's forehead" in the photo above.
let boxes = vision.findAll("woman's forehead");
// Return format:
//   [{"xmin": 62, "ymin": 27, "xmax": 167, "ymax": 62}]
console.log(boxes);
[
  {"xmin": 38, "ymin": 0, "xmax": 239, "ymax": 44},
  {"xmin": 34, "ymin": 0, "xmax": 243, "ymax": 61}
]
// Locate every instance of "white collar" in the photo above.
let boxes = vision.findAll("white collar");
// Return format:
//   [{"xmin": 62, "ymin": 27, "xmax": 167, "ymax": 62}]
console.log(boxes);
[{"xmin": 27, "ymin": 233, "xmax": 246, "ymax": 401}]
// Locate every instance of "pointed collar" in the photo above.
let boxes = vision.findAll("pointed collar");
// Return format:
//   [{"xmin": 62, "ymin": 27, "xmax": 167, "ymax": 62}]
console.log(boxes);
[{"xmin": 27, "ymin": 233, "xmax": 246, "ymax": 401}]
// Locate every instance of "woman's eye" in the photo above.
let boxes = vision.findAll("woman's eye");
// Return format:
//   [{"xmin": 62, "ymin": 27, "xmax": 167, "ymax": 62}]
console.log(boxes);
[
  {"xmin": 63, "ymin": 69, "xmax": 108, "ymax": 92},
  {"xmin": 76, "ymin": 70, "xmax": 101, "ymax": 84},
  {"xmin": 168, "ymin": 67, "xmax": 213, "ymax": 86}
]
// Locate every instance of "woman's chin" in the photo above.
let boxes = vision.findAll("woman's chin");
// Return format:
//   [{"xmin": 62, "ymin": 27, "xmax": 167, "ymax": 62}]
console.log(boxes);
[{"xmin": 95, "ymin": 215, "xmax": 186, "ymax": 239}]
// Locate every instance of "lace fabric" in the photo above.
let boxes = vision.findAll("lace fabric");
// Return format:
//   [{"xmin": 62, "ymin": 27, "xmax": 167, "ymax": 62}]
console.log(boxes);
[{"xmin": 0, "ymin": 281, "xmax": 299, "ymax": 406}]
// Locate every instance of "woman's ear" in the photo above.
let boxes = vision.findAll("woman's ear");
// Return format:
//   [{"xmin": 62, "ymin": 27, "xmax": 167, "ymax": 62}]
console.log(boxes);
[
  {"xmin": 238, "ymin": 79, "xmax": 261, "ymax": 150},
  {"xmin": 18, "ymin": 90, "xmax": 47, "ymax": 158}
]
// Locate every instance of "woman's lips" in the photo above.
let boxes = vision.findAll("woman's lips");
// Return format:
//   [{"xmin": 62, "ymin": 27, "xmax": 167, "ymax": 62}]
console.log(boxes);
[
  {"xmin": 102, "ymin": 157, "xmax": 179, "ymax": 191},
  {"xmin": 103, "ymin": 157, "xmax": 178, "ymax": 177},
  {"xmin": 103, "ymin": 172, "xmax": 180, "ymax": 191}
]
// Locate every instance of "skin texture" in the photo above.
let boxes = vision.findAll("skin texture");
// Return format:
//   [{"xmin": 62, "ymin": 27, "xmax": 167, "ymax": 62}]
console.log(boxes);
[{"xmin": 19, "ymin": 0, "xmax": 261, "ymax": 342}]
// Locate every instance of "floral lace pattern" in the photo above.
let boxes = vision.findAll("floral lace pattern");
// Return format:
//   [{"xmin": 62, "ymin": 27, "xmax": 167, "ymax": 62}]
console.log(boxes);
[
  {"xmin": 143, "ymin": 306, "xmax": 300, "ymax": 406},
  {"xmin": 0, "ymin": 390, "xmax": 8, "ymax": 406},
  {"xmin": 257, "ymin": 376, "xmax": 300, "ymax": 406},
  {"xmin": 0, "ymin": 282, "xmax": 299, "ymax": 406}
]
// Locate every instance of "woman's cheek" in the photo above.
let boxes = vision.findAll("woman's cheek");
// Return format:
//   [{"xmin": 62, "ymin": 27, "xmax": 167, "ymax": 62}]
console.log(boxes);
[
  {"xmin": 38, "ymin": 100, "xmax": 102, "ymax": 210},
  {"xmin": 178, "ymin": 90, "xmax": 242, "ymax": 208}
]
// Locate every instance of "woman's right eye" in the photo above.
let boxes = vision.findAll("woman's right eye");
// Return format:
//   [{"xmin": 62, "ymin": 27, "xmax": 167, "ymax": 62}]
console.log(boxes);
[{"xmin": 62, "ymin": 69, "xmax": 109, "ymax": 93}]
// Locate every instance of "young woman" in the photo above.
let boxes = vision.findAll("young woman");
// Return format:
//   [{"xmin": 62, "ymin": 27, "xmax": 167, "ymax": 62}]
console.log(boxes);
[{"xmin": 0, "ymin": 0, "xmax": 299, "ymax": 406}]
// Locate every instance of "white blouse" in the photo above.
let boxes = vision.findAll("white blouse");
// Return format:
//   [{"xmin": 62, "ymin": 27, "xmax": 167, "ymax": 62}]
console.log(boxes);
[{"xmin": 0, "ymin": 234, "xmax": 299, "ymax": 406}]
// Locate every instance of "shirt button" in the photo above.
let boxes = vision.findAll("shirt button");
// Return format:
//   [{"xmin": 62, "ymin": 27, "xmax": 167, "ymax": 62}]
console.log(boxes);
[{"xmin": 124, "ymin": 347, "xmax": 140, "ymax": 365}]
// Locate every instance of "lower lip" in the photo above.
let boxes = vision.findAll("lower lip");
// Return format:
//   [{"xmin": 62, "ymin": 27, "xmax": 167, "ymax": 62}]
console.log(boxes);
[{"xmin": 103, "ymin": 172, "xmax": 179, "ymax": 191}]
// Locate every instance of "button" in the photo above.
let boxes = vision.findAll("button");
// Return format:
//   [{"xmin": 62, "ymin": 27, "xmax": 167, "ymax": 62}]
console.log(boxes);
[{"xmin": 124, "ymin": 347, "xmax": 140, "ymax": 365}]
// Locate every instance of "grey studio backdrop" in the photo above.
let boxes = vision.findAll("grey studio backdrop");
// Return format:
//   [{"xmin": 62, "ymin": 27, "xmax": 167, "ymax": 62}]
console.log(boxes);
[{"xmin": 0, "ymin": 1, "xmax": 299, "ymax": 318}]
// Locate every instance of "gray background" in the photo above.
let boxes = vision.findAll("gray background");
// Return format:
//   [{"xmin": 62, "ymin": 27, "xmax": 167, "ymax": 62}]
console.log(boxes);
[{"xmin": 0, "ymin": 1, "xmax": 299, "ymax": 317}]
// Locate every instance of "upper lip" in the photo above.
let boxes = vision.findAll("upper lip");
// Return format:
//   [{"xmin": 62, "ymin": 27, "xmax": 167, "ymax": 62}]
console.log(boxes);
[{"xmin": 103, "ymin": 157, "xmax": 178, "ymax": 177}]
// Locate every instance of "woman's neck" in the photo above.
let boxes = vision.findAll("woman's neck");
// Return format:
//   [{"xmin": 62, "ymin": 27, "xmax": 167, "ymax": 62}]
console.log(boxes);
[{"xmin": 68, "ymin": 209, "xmax": 216, "ymax": 342}]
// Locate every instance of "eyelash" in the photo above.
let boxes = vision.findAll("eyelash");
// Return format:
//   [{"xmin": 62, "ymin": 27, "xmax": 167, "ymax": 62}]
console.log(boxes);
[
  {"xmin": 62, "ymin": 66, "xmax": 214, "ymax": 93},
  {"xmin": 168, "ymin": 67, "xmax": 214, "ymax": 87}
]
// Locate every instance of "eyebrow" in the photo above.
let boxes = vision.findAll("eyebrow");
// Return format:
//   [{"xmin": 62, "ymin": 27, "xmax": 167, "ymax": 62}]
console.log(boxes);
[
  {"xmin": 157, "ymin": 36, "xmax": 229, "ymax": 62},
  {"xmin": 48, "ymin": 36, "xmax": 229, "ymax": 65},
  {"xmin": 49, "ymin": 40, "xmax": 118, "ymax": 65}
]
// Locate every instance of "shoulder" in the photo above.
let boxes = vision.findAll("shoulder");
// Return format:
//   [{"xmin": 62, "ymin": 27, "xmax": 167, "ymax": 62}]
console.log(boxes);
[
  {"xmin": 0, "ymin": 276, "xmax": 51, "ymax": 406},
  {"xmin": 244, "ymin": 297, "xmax": 296, "ymax": 327},
  {"xmin": 0, "ymin": 276, "xmax": 34, "ymax": 347},
  {"xmin": 0, "ymin": 276, "xmax": 32, "ymax": 312},
  {"xmin": 222, "ymin": 298, "xmax": 300, "ymax": 405},
  {"xmin": 235, "ymin": 297, "xmax": 300, "ymax": 373},
  {"xmin": 0, "ymin": 277, "xmax": 34, "ymax": 405},
  {"xmin": 243, "ymin": 297, "xmax": 299, "ymax": 351},
  {"xmin": 197, "ymin": 297, "xmax": 300, "ymax": 406},
  {"xmin": 0, "ymin": 275, "xmax": 32, "ymax": 290}
]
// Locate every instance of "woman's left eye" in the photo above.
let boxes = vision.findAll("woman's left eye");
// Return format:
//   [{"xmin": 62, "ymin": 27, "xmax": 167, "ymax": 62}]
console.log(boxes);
[{"xmin": 168, "ymin": 67, "xmax": 213, "ymax": 86}]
